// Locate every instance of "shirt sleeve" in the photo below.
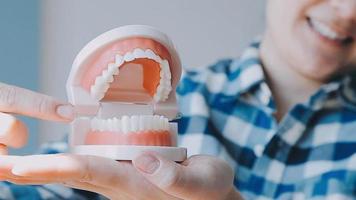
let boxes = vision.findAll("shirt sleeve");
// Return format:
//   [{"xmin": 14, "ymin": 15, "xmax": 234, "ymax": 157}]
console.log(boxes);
[{"xmin": 176, "ymin": 59, "xmax": 233, "ymax": 157}]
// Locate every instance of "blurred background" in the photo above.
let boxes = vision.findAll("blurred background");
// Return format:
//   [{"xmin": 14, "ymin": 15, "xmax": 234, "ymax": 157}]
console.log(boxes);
[{"xmin": 0, "ymin": 0, "xmax": 265, "ymax": 154}]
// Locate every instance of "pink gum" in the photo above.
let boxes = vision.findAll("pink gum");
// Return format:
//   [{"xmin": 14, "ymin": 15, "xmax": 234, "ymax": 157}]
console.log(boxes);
[
  {"xmin": 80, "ymin": 37, "xmax": 173, "ymax": 92},
  {"xmin": 85, "ymin": 130, "xmax": 173, "ymax": 146}
]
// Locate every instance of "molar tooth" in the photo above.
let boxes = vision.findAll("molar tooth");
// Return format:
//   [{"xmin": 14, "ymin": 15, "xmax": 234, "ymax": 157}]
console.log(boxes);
[
  {"xmin": 161, "ymin": 60, "xmax": 170, "ymax": 69},
  {"xmin": 160, "ymin": 61, "xmax": 171, "ymax": 79},
  {"xmin": 153, "ymin": 95, "xmax": 161, "ymax": 102},
  {"xmin": 156, "ymin": 85, "xmax": 165, "ymax": 95},
  {"xmin": 155, "ymin": 55, "xmax": 162, "ymax": 63},
  {"xmin": 164, "ymin": 118, "xmax": 169, "ymax": 130},
  {"xmin": 159, "ymin": 116, "xmax": 165, "ymax": 130},
  {"xmin": 160, "ymin": 70, "xmax": 165, "ymax": 78},
  {"xmin": 145, "ymin": 49, "xmax": 157, "ymax": 61},
  {"xmin": 133, "ymin": 48, "xmax": 146, "ymax": 59},
  {"xmin": 115, "ymin": 55, "xmax": 124, "ymax": 66},
  {"xmin": 124, "ymin": 52, "xmax": 135, "ymax": 62},
  {"xmin": 165, "ymin": 71, "xmax": 172, "ymax": 80}
]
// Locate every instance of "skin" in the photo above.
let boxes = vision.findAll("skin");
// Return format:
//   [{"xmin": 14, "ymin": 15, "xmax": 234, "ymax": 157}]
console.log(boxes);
[
  {"xmin": 261, "ymin": 0, "xmax": 356, "ymax": 120},
  {"xmin": 0, "ymin": 0, "xmax": 355, "ymax": 199}
]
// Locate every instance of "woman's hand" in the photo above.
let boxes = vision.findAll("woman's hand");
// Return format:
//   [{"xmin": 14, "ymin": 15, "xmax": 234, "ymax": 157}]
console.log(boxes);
[
  {"xmin": 0, "ymin": 153, "xmax": 242, "ymax": 200},
  {"xmin": 0, "ymin": 82, "xmax": 74, "ymax": 154},
  {"xmin": 0, "ymin": 82, "xmax": 242, "ymax": 199}
]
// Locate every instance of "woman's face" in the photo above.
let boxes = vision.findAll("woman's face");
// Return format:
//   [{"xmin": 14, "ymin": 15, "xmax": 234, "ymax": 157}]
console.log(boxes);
[{"xmin": 265, "ymin": 0, "xmax": 356, "ymax": 81}]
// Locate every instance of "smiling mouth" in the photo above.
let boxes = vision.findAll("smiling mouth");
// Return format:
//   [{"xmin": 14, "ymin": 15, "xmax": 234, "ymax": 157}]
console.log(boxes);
[{"xmin": 307, "ymin": 17, "xmax": 354, "ymax": 46}]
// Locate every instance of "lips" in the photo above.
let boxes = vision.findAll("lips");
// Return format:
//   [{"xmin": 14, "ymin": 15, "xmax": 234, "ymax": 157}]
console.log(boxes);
[{"xmin": 307, "ymin": 17, "xmax": 354, "ymax": 45}]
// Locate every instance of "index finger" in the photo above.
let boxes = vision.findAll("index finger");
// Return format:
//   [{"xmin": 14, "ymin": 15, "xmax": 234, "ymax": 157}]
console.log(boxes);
[{"xmin": 0, "ymin": 82, "xmax": 74, "ymax": 121}]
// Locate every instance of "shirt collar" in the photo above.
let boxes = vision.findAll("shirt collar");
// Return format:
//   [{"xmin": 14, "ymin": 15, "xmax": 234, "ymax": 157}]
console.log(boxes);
[{"xmin": 226, "ymin": 40, "xmax": 265, "ymax": 96}]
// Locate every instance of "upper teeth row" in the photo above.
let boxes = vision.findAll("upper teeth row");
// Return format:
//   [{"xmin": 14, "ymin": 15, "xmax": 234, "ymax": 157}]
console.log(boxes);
[
  {"xmin": 310, "ymin": 18, "xmax": 347, "ymax": 40},
  {"xmin": 90, "ymin": 48, "xmax": 172, "ymax": 102},
  {"xmin": 91, "ymin": 115, "xmax": 170, "ymax": 133}
]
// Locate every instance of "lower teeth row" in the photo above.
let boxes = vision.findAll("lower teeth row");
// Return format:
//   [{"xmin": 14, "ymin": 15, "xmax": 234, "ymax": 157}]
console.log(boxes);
[{"xmin": 91, "ymin": 115, "xmax": 170, "ymax": 133}]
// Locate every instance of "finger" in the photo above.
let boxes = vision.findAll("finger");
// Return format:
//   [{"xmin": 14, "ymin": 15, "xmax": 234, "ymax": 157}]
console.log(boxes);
[
  {"xmin": 0, "ymin": 144, "xmax": 8, "ymax": 155},
  {"xmin": 8, "ymin": 154, "xmax": 179, "ymax": 200},
  {"xmin": 133, "ymin": 153, "xmax": 234, "ymax": 200},
  {"xmin": 0, "ymin": 113, "xmax": 28, "ymax": 148},
  {"xmin": 0, "ymin": 82, "xmax": 74, "ymax": 121}
]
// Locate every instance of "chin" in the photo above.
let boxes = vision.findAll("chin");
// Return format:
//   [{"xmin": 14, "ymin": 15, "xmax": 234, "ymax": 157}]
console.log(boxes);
[{"xmin": 295, "ymin": 58, "xmax": 343, "ymax": 82}]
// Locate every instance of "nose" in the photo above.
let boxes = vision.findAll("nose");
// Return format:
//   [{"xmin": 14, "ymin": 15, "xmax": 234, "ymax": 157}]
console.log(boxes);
[{"xmin": 330, "ymin": 0, "xmax": 356, "ymax": 22}]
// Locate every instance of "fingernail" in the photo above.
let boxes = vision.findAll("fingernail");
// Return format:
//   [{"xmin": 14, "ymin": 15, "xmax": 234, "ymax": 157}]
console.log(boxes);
[
  {"xmin": 0, "ymin": 113, "xmax": 15, "ymax": 136},
  {"xmin": 12, "ymin": 166, "xmax": 25, "ymax": 176},
  {"xmin": 134, "ymin": 154, "xmax": 160, "ymax": 174},
  {"xmin": 56, "ymin": 105, "xmax": 75, "ymax": 120}
]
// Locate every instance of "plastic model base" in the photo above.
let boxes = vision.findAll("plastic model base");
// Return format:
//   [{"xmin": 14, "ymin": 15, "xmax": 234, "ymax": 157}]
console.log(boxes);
[{"xmin": 72, "ymin": 145, "xmax": 187, "ymax": 162}]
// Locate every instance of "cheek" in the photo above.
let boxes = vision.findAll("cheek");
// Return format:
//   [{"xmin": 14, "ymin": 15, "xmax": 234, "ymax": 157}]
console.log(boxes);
[{"xmin": 266, "ymin": 0, "xmax": 306, "ymax": 48}]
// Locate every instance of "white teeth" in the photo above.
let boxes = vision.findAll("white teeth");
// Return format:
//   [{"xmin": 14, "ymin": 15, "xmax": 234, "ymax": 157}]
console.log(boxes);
[
  {"xmin": 145, "ymin": 49, "xmax": 160, "ymax": 62},
  {"xmin": 115, "ymin": 55, "xmax": 124, "ymax": 66},
  {"xmin": 91, "ymin": 115, "xmax": 170, "ymax": 133},
  {"xmin": 124, "ymin": 52, "xmax": 135, "ymax": 62},
  {"xmin": 131, "ymin": 115, "xmax": 139, "ymax": 132},
  {"xmin": 121, "ymin": 116, "xmax": 130, "ymax": 133},
  {"xmin": 310, "ymin": 18, "xmax": 347, "ymax": 41},
  {"xmin": 108, "ymin": 63, "xmax": 119, "ymax": 75},
  {"xmin": 90, "ymin": 48, "xmax": 172, "ymax": 102},
  {"xmin": 153, "ymin": 59, "xmax": 172, "ymax": 102},
  {"xmin": 133, "ymin": 48, "xmax": 146, "ymax": 58}
]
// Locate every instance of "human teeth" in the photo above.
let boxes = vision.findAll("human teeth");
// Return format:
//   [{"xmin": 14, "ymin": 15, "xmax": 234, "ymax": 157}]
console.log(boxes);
[
  {"xmin": 133, "ymin": 48, "xmax": 146, "ymax": 58},
  {"xmin": 139, "ymin": 115, "xmax": 145, "ymax": 131},
  {"xmin": 121, "ymin": 116, "xmax": 130, "ymax": 134},
  {"xmin": 124, "ymin": 52, "xmax": 135, "ymax": 62},
  {"xmin": 131, "ymin": 116, "xmax": 139, "ymax": 132},
  {"xmin": 144, "ymin": 115, "xmax": 152, "ymax": 130},
  {"xmin": 310, "ymin": 18, "xmax": 347, "ymax": 40},
  {"xmin": 91, "ymin": 115, "xmax": 170, "ymax": 133},
  {"xmin": 145, "ymin": 49, "xmax": 158, "ymax": 61},
  {"xmin": 102, "ymin": 70, "xmax": 114, "ymax": 82},
  {"xmin": 108, "ymin": 63, "xmax": 119, "ymax": 75},
  {"xmin": 90, "ymin": 48, "xmax": 172, "ymax": 102},
  {"xmin": 115, "ymin": 55, "xmax": 124, "ymax": 66}
]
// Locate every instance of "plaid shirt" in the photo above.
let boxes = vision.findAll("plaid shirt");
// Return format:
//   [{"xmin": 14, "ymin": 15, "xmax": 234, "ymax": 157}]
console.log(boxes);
[{"xmin": 1, "ymin": 41, "xmax": 356, "ymax": 199}]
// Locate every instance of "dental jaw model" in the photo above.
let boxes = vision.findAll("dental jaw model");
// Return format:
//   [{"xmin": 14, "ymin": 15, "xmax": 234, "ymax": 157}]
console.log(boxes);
[{"xmin": 67, "ymin": 25, "xmax": 187, "ymax": 161}]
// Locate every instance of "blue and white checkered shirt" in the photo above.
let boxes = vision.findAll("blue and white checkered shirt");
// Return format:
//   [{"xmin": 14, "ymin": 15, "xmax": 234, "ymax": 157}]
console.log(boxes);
[{"xmin": 1, "ymin": 41, "xmax": 355, "ymax": 199}]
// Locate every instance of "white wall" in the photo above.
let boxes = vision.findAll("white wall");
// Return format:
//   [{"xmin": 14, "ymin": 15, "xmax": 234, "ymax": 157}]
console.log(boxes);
[{"xmin": 39, "ymin": 0, "xmax": 266, "ymax": 143}]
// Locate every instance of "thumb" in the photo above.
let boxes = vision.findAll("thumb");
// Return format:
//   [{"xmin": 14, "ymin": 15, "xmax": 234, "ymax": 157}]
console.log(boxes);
[{"xmin": 132, "ymin": 153, "xmax": 234, "ymax": 200}]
